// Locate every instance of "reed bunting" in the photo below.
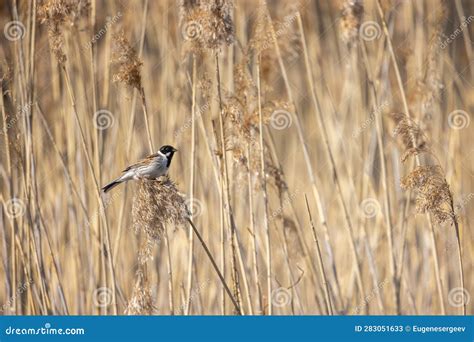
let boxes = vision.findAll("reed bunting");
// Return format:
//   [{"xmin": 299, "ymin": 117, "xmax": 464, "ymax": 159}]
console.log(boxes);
[{"xmin": 101, "ymin": 145, "xmax": 178, "ymax": 193}]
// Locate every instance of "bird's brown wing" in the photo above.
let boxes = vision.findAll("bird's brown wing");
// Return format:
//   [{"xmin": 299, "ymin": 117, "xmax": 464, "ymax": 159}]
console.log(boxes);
[{"xmin": 122, "ymin": 152, "xmax": 159, "ymax": 172}]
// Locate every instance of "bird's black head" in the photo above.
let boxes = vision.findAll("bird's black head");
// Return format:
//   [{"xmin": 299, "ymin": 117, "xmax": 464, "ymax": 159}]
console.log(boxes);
[{"xmin": 159, "ymin": 145, "xmax": 178, "ymax": 166}]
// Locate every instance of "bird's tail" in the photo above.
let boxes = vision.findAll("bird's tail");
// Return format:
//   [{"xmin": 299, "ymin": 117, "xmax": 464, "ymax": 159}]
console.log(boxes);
[{"xmin": 101, "ymin": 179, "xmax": 121, "ymax": 193}]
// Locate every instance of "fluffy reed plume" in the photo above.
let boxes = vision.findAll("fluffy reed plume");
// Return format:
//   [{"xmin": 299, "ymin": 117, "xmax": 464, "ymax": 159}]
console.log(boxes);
[
  {"xmin": 219, "ymin": 62, "xmax": 259, "ymax": 169},
  {"xmin": 112, "ymin": 30, "xmax": 154, "ymax": 151},
  {"xmin": 249, "ymin": 3, "xmax": 301, "ymax": 83},
  {"xmin": 125, "ymin": 269, "xmax": 156, "ymax": 315},
  {"xmin": 340, "ymin": 0, "xmax": 364, "ymax": 48},
  {"xmin": 112, "ymin": 31, "xmax": 143, "ymax": 90},
  {"xmin": 129, "ymin": 177, "xmax": 187, "ymax": 315},
  {"xmin": 401, "ymin": 165, "xmax": 455, "ymax": 224},
  {"xmin": 38, "ymin": 0, "xmax": 90, "ymax": 64},
  {"xmin": 179, "ymin": 0, "xmax": 234, "ymax": 50},
  {"xmin": 132, "ymin": 177, "xmax": 189, "ymax": 262},
  {"xmin": 221, "ymin": 60, "xmax": 290, "ymax": 191},
  {"xmin": 391, "ymin": 112, "xmax": 427, "ymax": 153}
]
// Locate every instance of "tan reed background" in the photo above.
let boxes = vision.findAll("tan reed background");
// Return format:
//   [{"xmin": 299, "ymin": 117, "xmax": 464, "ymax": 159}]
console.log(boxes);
[{"xmin": 0, "ymin": 0, "xmax": 472, "ymax": 315}]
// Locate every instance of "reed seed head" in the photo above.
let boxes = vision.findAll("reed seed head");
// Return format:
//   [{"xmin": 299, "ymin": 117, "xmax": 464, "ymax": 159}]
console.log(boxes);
[
  {"xmin": 112, "ymin": 31, "xmax": 143, "ymax": 90},
  {"xmin": 340, "ymin": 0, "xmax": 363, "ymax": 48},
  {"xmin": 38, "ymin": 0, "xmax": 90, "ymax": 64},
  {"xmin": 132, "ymin": 177, "xmax": 189, "ymax": 262},
  {"xmin": 125, "ymin": 269, "xmax": 156, "ymax": 315},
  {"xmin": 401, "ymin": 165, "xmax": 455, "ymax": 224},
  {"xmin": 391, "ymin": 112, "xmax": 427, "ymax": 151}
]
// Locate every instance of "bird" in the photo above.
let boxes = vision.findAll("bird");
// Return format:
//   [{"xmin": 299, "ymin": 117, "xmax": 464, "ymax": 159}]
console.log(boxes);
[{"xmin": 101, "ymin": 145, "xmax": 178, "ymax": 193}]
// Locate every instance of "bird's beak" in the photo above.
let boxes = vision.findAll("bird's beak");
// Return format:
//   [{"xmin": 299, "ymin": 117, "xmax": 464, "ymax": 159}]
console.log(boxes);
[{"xmin": 173, "ymin": 147, "xmax": 178, "ymax": 152}]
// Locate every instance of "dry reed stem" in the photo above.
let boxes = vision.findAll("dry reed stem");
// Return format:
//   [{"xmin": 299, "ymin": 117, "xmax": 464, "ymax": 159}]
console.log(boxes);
[
  {"xmin": 359, "ymin": 40, "xmax": 399, "ymax": 313},
  {"xmin": 264, "ymin": 5, "xmax": 344, "ymax": 310},
  {"xmin": 376, "ymin": 0, "xmax": 464, "ymax": 314},
  {"xmin": 304, "ymin": 195, "xmax": 332, "ymax": 315},
  {"xmin": 184, "ymin": 56, "xmax": 197, "ymax": 315},
  {"xmin": 246, "ymin": 143, "xmax": 263, "ymax": 314},
  {"xmin": 256, "ymin": 56, "xmax": 272, "ymax": 315},
  {"xmin": 296, "ymin": 12, "xmax": 366, "ymax": 303},
  {"xmin": 214, "ymin": 51, "xmax": 243, "ymax": 314},
  {"xmin": 113, "ymin": 8, "xmax": 149, "ymax": 265},
  {"xmin": 187, "ymin": 218, "xmax": 242, "ymax": 315},
  {"xmin": 64, "ymin": 66, "xmax": 117, "ymax": 313}
]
